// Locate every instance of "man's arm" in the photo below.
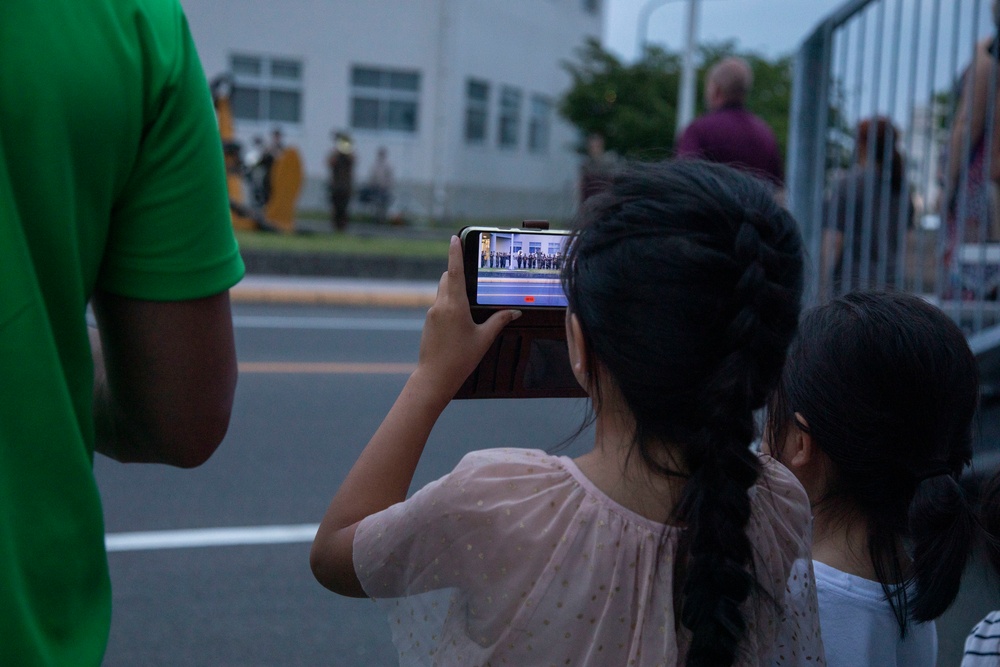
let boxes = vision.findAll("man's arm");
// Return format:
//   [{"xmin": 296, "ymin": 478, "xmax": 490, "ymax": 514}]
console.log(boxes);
[{"xmin": 90, "ymin": 289, "xmax": 238, "ymax": 468}]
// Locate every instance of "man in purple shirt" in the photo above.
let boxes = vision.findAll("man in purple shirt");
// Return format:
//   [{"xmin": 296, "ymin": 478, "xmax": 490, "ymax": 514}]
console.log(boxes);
[{"xmin": 676, "ymin": 57, "xmax": 784, "ymax": 189}]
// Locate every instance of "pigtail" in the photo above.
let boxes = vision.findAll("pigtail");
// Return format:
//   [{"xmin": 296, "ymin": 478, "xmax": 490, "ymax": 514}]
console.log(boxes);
[{"xmin": 908, "ymin": 472, "xmax": 976, "ymax": 622}]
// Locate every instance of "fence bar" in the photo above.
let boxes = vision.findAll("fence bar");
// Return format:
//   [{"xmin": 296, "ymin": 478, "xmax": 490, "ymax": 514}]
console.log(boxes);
[{"xmin": 790, "ymin": 0, "xmax": 996, "ymax": 334}]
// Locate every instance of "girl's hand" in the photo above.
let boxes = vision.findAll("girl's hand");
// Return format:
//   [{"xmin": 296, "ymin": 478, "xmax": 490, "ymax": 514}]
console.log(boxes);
[
  {"xmin": 412, "ymin": 236, "xmax": 521, "ymax": 404},
  {"xmin": 312, "ymin": 237, "xmax": 520, "ymax": 597}
]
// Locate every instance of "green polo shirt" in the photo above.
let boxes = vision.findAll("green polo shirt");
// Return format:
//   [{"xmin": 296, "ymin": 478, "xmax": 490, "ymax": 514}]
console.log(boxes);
[{"xmin": 0, "ymin": 1, "xmax": 244, "ymax": 664}]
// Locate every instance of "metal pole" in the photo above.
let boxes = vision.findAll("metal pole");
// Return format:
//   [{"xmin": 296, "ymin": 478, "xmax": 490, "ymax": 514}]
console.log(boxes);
[
  {"xmin": 676, "ymin": 0, "xmax": 702, "ymax": 137},
  {"xmin": 431, "ymin": 0, "xmax": 451, "ymax": 222},
  {"xmin": 636, "ymin": 0, "xmax": 675, "ymax": 57}
]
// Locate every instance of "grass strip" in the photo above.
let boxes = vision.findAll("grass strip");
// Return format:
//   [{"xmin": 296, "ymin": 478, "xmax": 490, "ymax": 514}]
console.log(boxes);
[{"xmin": 236, "ymin": 230, "xmax": 451, "ymax": 259}]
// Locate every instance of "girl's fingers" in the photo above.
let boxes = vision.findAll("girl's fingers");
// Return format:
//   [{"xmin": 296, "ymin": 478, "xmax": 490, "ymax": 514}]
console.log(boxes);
[
  {"xmin": 445, "ymin": 236, "xmax": 466, "ymax": 299},
  {"xmin": 435, "ymin": 271, "xmax": 448, "ymax": 301},
  {"xmin": 479, "ymin": 309, "xmax": 522, "ymax": 345}
]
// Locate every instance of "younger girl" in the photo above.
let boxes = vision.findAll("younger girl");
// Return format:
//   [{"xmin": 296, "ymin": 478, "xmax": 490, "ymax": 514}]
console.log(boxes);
[
  {"xmin": 765, "ymin": 291, "xmax": 980, "ymax": 667},
  {"xmin": 311, "ymin": 160, "xmax": 825, "ymax": 666}
]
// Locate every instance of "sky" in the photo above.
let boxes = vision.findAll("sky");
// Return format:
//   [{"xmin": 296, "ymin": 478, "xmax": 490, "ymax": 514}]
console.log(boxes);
[{"xmin": 603, "ymin": 0, "xmax": 850, "ymax": 61}]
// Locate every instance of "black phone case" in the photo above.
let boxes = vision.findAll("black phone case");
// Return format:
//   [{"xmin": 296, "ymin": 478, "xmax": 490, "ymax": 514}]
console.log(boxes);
[{"xmin": 455, "ymin": 224, "xmax": 585, "ymax": 399}]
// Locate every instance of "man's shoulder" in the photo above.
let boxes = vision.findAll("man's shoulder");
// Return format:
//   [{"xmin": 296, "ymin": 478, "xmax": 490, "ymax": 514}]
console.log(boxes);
[
  {"xmin": 677, "ymin": 116, "xmax": 713, "ymax": 154},
  {"xmin": 747, "ymin": 111, "xmax": 780, "ymax": 137}
]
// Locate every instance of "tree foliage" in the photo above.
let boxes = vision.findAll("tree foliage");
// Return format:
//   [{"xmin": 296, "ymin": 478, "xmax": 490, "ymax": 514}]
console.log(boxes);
[{"xmin": 559, "ymin": 38, "xmax": 794, "ymax": 160}]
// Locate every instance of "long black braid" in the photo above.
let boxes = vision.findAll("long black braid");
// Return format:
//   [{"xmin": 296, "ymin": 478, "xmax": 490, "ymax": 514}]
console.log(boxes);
[{"xmin": 561, "ymin": 160, "xmax": 804, "ymax": 666}]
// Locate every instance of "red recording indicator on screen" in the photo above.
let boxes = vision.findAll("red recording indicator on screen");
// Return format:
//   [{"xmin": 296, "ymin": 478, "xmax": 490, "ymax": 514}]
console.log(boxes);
[{"xmin": 524, "ymin": 296, "xmax": 536, "ymax": 303}]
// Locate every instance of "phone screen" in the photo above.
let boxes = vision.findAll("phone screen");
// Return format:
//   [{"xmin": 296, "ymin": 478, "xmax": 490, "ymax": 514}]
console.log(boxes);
[{"xmin": 472, "ymin": 230, "xmax": 570, "ymax": 307}]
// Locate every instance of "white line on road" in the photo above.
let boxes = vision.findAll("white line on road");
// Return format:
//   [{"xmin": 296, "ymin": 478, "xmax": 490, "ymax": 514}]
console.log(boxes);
[
  {"xmin": 232, "ymin": 315, "xmax": 424, "ymax": 331},
  {"xmin": 105, "ymin": 524, "xmax": 319, "ymax": 552}
]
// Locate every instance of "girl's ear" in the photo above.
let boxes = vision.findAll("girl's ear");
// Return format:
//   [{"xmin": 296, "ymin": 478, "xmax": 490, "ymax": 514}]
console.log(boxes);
[
  {"xmin": 784, "ymin": 413, "xmax": 836, "ymax": 505},
  {"xmin": 565, "ymin": 312, "xmax": 589, "ymax": 389},
  {"xmin": 785, "ymin": 413, "xmax": 815, "ymax": 470}
]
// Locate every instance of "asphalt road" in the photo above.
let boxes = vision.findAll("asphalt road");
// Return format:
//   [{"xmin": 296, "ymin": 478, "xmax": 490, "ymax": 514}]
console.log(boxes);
[
  {"xmin": 94, "ymin": 302, "xmax": 998, "ymax": 666},
  {"xmin": 95, "ymin": 302, "xmax": 592, "ymax": 666}
]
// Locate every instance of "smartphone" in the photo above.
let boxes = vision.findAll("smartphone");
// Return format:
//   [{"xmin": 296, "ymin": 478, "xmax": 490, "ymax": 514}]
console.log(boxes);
[
  {"xmin": 459, "ymin": 226, "xmax": 572, "ymax": 309},
  {"xmin": 454, "ymin": 224, "xmax": 585, "ymax": 400}
]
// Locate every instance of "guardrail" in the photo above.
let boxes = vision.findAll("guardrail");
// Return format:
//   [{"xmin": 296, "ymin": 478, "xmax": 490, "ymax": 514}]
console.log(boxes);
[{"xmin": 788, "ymin": 0, "xmax": 998, "ymax": 335}]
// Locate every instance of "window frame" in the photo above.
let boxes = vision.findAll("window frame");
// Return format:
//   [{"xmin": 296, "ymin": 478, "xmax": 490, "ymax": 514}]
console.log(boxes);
[
  {"xmin": 528, "ymin": 94, "xmax": 552, "ymax": 154},
  {"xmin": 350, "ymin": 65, "xmax": 422, "ymax": 134},
  {"xmin": 497, "ymin": 85, "xmax": 522, "ymax": 149},
  {"xmin": 229, "ymin": 53, "xmax": 304, "ymax": 126},
  {"xmin": 464, "ymin": 78, "xmax": 490, "ymax": 144}
]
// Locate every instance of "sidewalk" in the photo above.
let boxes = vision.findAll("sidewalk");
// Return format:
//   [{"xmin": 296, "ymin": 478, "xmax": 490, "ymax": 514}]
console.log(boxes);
[{"xmin": 230, "ymin": 274, "xmax": 439, "ymax": 308}]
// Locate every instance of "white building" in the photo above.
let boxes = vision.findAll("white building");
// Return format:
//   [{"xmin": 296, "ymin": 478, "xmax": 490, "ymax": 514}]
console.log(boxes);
[{"xmin": 180, "ymin": 0, "xmax": 605, "ymax": 222}]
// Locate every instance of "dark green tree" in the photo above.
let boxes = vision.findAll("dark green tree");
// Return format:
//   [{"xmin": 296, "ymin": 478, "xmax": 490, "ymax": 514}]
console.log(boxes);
[
  {"xmin": 559, "ymin": 38, "xmax": 794, "ymax": 160},
  {"xmin": 559, "ymin": 37, "xmax": 681, "ymax": 160}
]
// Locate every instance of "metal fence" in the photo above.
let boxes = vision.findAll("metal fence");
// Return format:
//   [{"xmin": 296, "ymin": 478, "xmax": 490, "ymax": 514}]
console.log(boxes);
[{"xmin": 788, "ymin": 0, "xmax": 999, "ymax": 335}]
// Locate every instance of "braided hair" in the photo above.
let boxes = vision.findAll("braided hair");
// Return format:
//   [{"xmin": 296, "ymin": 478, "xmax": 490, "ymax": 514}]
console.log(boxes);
[{"xmin": 560, "ymin": 160, "xmax": 804, "ymax": 666}]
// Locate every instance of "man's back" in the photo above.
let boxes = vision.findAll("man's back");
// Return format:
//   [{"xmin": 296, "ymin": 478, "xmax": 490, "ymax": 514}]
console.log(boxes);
[
  {"xmin": 0, "ymin": 1, "xmax": 243, "ymax": 663},
  {"xmin": 676, "ymin": 104, "xmax": 784, "ymax": 187}
]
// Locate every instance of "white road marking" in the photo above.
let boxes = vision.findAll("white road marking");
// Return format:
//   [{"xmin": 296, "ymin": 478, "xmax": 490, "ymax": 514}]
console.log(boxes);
[
  {"xmin": 105, "ymin": 524, "xmax": 319, "ymax": 552},
  {"xmin": 232, "ymin": 315, "xmax": 424, "ymax": 331}
]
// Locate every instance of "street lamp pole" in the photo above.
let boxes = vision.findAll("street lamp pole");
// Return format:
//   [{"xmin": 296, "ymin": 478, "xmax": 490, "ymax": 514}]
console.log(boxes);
[
  {"xmin": 635, "ymin": 0, "xmax": 673, "ymax": 56},
  {"xmin": 635, "ymin": 0, "xmax": 703, "ymax": 138},
  {"xmin": 676, "ymin": 0, "xmax": 702, "ymax": 138}
]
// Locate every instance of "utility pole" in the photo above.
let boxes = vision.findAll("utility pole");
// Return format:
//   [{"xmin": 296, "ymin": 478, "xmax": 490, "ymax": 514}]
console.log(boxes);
[
  {"xmin": 676, "ymin": 0, "xmax": 701, "ymax": 138},
  {"xmin": 635, "ymin": 0, "xmax": 672, "ymax": 56},
  {"xmin": 431, "ymin": 0, "xmax": 451, "ymax": 222},
  {"xmin": 635, "ymin": 0, "xmax": 703, "ymax": 138}
]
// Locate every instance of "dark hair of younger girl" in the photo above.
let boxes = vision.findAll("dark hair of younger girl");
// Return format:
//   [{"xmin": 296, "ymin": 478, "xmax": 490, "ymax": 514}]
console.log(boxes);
[
  {"xmin": 981, "ymin": 469, "xmax": 1000, "ymax": 579},
  {"xmin": 560, "ymin": 159, "xmax": 805, "ymax": 667},
  {"xmin": 766, "ymin": 291, "xmax": 980, "ymax": 636}
]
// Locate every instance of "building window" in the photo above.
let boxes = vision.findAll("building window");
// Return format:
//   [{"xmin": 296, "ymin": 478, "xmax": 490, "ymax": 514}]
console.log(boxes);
[
  {"xmin": 498, "ymin": 86, "xmax": 522, "ymax": 148},
  {"xmin": 230, "ymin": 54, "xmax": 303, "ymax": 124},
  {"xmin": 583, "ymin": 0, "xmax": 600, "ymax": 14},
  {"xmin": 528, "ymin": 95, "xmax": 552, "ymax": 153},
  {"xmin": 350, "ymin": 66, "xmax": 420, "ymax": 132},
  {"xmin": 465, "ymin": 79, "xmax": 490, "ymax": 143}
]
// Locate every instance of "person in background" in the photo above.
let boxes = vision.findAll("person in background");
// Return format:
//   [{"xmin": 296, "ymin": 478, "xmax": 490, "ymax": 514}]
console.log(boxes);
[
  {"xmin": 0, "ymin": 0, "xmax": 244, "ymax": 663},
  {"xmin": 822, "ymin": 117, "xmax": 914, "ymax": 296},
  {"xmin": 578, "ymin": 132, "xmax": 615, "ymax": 203},
  {"xmin": 765, "ymin": 291, "xmax": 981, "ymax": 667},
  {"xmin": 244, "ymin": 135, "xmax": 273, "ymax": 209},
  {"xmin": 943, "ymin": 0, "xmax": 1000, "ymax": 300},
  {"xmin": 327, "ymin": 131, "xmax": 355, "ymax": 232},
  {"xmin": 961, "ymin": 469, "xmax": 1000, "ymax": 666},
  {"xmin": 676, "ymin": 57, "xmax": 784, "ymax": 192},
  {"xmin": 269, "ymin": 127, "xmax": 285, "ymax": 159},
  {"xmin": 367, "ymin": 146, "xmax": 394, "ymax": 224}
]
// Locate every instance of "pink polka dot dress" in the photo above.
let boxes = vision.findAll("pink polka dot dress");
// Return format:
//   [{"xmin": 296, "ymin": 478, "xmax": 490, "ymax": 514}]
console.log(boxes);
[{"xmin": 354, "ymin": 449, "xmax": 825, "ymax": 666}]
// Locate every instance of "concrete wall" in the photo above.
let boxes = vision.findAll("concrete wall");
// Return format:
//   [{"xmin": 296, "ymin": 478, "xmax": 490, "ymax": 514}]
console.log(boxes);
[{"xmin": 180, "ymin": 0, "xmax": 603, "ymax": 220}]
